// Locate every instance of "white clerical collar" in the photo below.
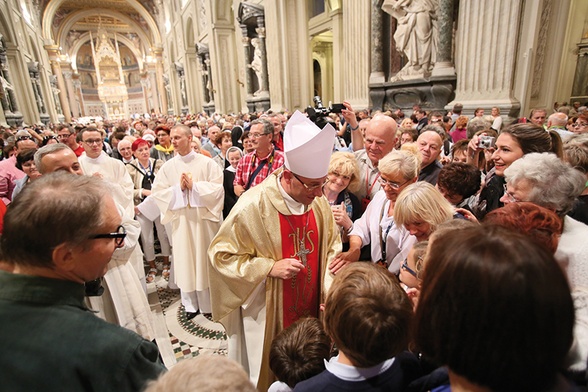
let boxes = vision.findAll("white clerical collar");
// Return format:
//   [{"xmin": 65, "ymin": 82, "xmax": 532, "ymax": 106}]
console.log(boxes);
[
  {"xmin": 277, "ymin": 173, "xmax": 307, "ymax": 215},
  {"xmin": 178, "ymin": 151, "xmax": 196, "ymax": 162},
  {"xmin": 83, "ymin": 150, "xmax": 107, "ymax": 163},
  {"xmin": 324, "ymin": 355, "xmax": 395, "ymax": 381},
  {"xmin": 122, "ymin": 158, "xmax": 133, "ymax": 164}
]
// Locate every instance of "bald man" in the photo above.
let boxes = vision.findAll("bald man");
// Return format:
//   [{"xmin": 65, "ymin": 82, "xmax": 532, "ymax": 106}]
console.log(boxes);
[
  {"xmin": 342, "ymin": 102, "xmax": 397, "ymax": 204},
  {"xmin": 548, "ymin": 112, "xmax": 573, "ymax": 141}
]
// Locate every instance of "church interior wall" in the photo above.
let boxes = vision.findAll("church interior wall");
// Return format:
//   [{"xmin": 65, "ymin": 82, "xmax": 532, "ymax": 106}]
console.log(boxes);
[{"xmin": 556, "ymin": 0, "xmax": 588, "ymax": 107}]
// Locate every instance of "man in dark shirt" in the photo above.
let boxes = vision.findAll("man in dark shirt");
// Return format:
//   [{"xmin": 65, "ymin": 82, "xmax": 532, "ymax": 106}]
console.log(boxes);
[
  {"xmin": 0, "ymin": 172, "xmax": 165, "ymax": 391},
  {"xmin": 417, "ymin": 128, "xmax": 443, "ymax": 185}
]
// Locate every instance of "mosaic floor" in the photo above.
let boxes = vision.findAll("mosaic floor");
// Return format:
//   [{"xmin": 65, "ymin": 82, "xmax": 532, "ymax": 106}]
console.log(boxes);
[{"xmin": 147, "ymin": 257, "xmax": 228, "ymax": 368}]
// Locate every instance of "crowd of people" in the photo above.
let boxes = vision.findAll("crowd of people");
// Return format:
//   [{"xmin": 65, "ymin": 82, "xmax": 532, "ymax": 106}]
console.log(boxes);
[{"xmin": 0, "ymin": 99, "xmax": 587, "ymax": 392}]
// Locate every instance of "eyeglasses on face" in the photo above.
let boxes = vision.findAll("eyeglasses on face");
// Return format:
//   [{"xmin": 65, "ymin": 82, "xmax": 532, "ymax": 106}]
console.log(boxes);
[
  {"xmin": 573, "ymin": 122, "xmax": 588, "ymax": 128},
  {"xmin": 401, "ymin": 259, "xmax": 418, "ymax": 278},
  {"xmin": 57, "ymin": 133, "xmax": 72, "ymax": 139},
  {"xmin": 91, "ymin": 224, "xmax": 127, "ymax": 247},
  {"xmin": 83, "ymin": 139, "xmax": 103, "ymax": 145},
  {"xmin": 17, "ymin": 136, "xmax": 34, "ymax": 142},
  {"xmin": 249, "ymin": 132, "xmax": 271, "ymax": 139},
  {"xmin": 379, "ymin": 177, "xmax": 409, "ymax": 190},
  {"xmin": 502, "ymin": 184, "xmax": 519, "ymax": 203},
  {"xmin": 291, "ymin": 172, "xmax": 329, "ymax": 191}
]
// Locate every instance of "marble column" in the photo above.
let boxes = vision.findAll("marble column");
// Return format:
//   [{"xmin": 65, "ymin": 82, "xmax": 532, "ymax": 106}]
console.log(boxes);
[
  {"xmin": 343, "ymin": 0, "xmax": 371, "ymax": 108},
  {"xmin": 255, "ymin": 22, "xmax": 269, "ymax": 94},
  {"xmin": 240, "ymin": 35, "xmax": 253, "ymax": 97},
  {"xmin": 450, "ymin": 0, "xmax": 523, "ymax": 115},
  {"xmin": 369, "ymin": 0, "xmax": 385, "ymax": 84},
  {"xmin": 431, "ymin": 0, "xmax": 456, "ymax": 77},
  {"xmin": 152, "ymin": 48, "xmax": 168, "ymax": 114},
  {"xmin": 140, "ymin": 73, "xmax": 151, "ymax": 115}
]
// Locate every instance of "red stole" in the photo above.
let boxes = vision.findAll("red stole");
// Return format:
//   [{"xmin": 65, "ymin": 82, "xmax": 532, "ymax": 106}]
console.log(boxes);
[{"xmin": 279, "ymin": 210, "xmax": 319, "ymax": 329}]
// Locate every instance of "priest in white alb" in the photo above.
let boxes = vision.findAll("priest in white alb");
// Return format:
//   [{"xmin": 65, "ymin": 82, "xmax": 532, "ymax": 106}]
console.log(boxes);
[
  {"xmin": 208, "ymin": 111, "xmax": 342, "ymax": 391},
  {"xmin": 152, "ymin": 124, "xmax": 224, "ymax": 319}
]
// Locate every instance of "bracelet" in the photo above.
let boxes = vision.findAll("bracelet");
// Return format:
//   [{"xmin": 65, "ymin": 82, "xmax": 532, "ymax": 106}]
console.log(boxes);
[
  {"xmin": 346, "ymin": 223, "xmax": 354, "ymax": 235},
  {"xmin": 350, "ymin": 124, "xmax": 359, "ymax": 131}
]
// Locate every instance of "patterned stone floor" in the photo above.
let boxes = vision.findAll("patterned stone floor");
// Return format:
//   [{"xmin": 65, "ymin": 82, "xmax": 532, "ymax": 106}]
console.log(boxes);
[{"xmin": 148, "ymin": 257, "xmax": 228, "ymax": 368}]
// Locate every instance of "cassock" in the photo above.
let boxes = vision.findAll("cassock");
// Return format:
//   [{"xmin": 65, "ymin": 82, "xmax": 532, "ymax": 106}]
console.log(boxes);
[
  {"xmin": 151, "ymin": 151, "xmax": 223, "ymax": 297},
  {"xmin": 86, "ymin": 204, "xmax": 155, "ymax": 340},
  {"xmin": 208, "ymin": 169, "xmax": 341, "ymax": 391},
  {"xmin": 79, "ymin": 151, "xmax": 135, "ymax": 218}
]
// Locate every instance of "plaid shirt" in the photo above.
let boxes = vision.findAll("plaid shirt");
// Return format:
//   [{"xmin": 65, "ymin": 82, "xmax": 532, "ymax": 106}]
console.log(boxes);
[{"xmin": 234, "ymin": 147, "xmax": 285, "ymax": 190}]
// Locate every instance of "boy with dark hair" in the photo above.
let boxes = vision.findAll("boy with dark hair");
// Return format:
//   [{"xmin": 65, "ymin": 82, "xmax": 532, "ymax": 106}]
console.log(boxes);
[
  {"xmin": 294, "ymin": 263, "xmax": 422, "ymax": 391},
  {"xmin": 269, "ymin": 317, "xmax": 331, "ymax": 391}
]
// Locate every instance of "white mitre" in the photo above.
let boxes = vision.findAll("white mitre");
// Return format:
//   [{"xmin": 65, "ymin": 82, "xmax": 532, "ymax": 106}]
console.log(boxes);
[{"xmin": 283, "ymin": 110, "xmax": 335, "ymax": 179}]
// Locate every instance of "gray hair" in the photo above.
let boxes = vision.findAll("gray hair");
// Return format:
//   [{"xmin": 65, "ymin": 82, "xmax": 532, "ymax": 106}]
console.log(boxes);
[
  {"xmin": 34, "ymin": 143, "xmax": 72, "ymax": 174},
  {"xmin": 249, "ymin": 119, "xmax": 274, "ymax": 135},
  {"xmin": 504, "ymin": 152, "xmax": 585, "ymax": 215},
  {"xmin": 0, "ymin": 172, "xmax": 109, "ymax": 268}
]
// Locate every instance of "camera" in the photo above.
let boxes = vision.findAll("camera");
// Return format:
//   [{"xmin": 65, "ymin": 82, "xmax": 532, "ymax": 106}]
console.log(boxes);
[
  {"xmin": 478, "ymin": 135, "xmax": 496, "ymax": 149},
  {"xmin": 305, "ymin": 96, "xmax": 344, "ymax": 123}
]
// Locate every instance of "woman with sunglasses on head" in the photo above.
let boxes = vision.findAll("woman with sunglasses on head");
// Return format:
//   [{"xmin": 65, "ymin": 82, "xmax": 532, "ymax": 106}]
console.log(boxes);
[{"xmin": 330, "ymin": 146, "xmax": 421, "ymax": 275}]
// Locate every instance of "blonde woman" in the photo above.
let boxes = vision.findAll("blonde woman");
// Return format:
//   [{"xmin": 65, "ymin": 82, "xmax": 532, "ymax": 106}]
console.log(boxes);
[
  {"xmin": 322, "ymin": 152, "xmax": 361, "ymax": 250},
  {"xmin": 331, "ymin": 148, "xmax": 421, "ymax": 274},
  {"xmin": 394, "ymin": 181, "xmax": 455, "ymax": 242}
]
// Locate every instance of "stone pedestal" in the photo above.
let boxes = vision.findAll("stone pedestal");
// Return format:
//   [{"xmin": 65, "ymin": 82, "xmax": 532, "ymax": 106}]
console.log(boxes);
[
  {"xmin": 246, "ymin": 95, "xmax": 270, "ymax": 112},
  {"xmin": 370, "ymin": 75, "xmax": 456, "ymax": 111}
]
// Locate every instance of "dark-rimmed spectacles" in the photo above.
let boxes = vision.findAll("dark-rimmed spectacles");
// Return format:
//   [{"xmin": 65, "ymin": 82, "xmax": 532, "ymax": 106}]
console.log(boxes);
[{"xmin": 91, "ymin": 224, "xmax": 126, "ymax": 247}]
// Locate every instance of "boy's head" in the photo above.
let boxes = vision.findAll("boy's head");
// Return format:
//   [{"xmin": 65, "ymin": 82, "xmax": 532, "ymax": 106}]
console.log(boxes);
[
  {"xmin": 323, "ymin": 263, "xmax": 412, "ymax": 367},
  {"xmin": 269, "ymin": 317, "xmax": 330, "ymax": 388}
]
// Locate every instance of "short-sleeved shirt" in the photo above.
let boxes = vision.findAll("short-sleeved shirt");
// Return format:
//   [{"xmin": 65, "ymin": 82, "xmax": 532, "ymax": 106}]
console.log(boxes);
[{"xmin": 234, "ymin": 147, "xmax": 285, "ymax": 190}]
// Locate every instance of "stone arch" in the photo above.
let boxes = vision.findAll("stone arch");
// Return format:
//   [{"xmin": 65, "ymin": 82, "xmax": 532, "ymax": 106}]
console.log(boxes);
[
  {"xmin": 68, "ymin": 32, "xmax": 145, "ymax": 72},
  {"xmin": 56, "ymin": 9, "xmax": 152, "ymax": 54},
  {"xmin": 42, "ymin": 0, "xmax": 162, "ymax": 46},
  {"xmin": 185, "ymin": 16, "xmax": 195, "ymax": 49}
]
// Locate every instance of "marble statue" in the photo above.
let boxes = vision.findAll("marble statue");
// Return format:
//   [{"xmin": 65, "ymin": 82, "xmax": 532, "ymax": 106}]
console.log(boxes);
[
  {"xmin": 382, "ymin": 0, "xmax": 438, "ymax": 81},
  {"xmin": 249, "ymin": 38, "xmax": 265, "ymax": 96}
]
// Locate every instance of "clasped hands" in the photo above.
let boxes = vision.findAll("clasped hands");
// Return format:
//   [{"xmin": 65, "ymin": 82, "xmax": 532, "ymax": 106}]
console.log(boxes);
[{"xmin": 180, "ymin": 172, "xmax": 193, "ymax": 191}]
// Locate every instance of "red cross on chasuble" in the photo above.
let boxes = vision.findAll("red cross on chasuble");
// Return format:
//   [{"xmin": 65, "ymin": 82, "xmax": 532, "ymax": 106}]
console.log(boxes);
[{"xmin": 279, "ymin": 210, "xmax": 320, "ymax": 329}]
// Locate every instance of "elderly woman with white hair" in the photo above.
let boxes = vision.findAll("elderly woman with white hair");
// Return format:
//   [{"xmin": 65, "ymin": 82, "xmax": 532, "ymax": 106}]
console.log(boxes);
[{"xmin": 502, "ymin": 152, "xmax": 588, "ymax": 375}]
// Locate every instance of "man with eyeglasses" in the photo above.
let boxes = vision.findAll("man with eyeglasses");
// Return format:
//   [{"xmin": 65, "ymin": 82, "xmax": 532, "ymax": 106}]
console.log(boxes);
[
  {"xmin": 35, "ymin": 143, "xmax": 156, "ymax": 342},
  {"xmin": 56, "ymin": 124, "xmax": 84, "ymax": 156},
  {"xmin": 233, "ymin": 119, "xmax": 285, "ymax": 197},
  {"xmin": 0, "ymin": 173, "xmax": 165, "ymax": 391},
  {"xmin": 209, "ymin": 111, "xmax": 340, "ymax": 391},
  {"xmin": 0, "ymin": 130, "xmax": 37, "ymax": 205}
]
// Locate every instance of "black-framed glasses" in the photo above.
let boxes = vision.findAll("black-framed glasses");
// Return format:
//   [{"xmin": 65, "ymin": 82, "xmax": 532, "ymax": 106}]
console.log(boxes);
[
  {"xmin": 16, "ymin": 135, "xmax": 34, "ymax": 142},
  {"xmin": 401, "ymin": 259, "xmax": 418, "ymax": 278},
  {"xmin": 379, "ymin": 177, "xmax": 410, "ymax": 190},
  {"xmin": 83, "ymin": 139, "xmax": 103, "ymax": 145},
  {"xmin": 91, "ymin": 224, "xmax": 126, "ymax": 247},
  {"xmin": 292, "ymin": 172, "xmax": 329, "ymax": 191}
]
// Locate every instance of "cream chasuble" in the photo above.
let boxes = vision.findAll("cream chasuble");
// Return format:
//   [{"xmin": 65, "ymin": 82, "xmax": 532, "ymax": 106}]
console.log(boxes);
[
  {"xmin": 208, "ymin": 169, "xmax": 341, "ymax": 391},
  {"xmin": 152, "ymin": 152, "xmax": 224, "ymax": 293}
]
